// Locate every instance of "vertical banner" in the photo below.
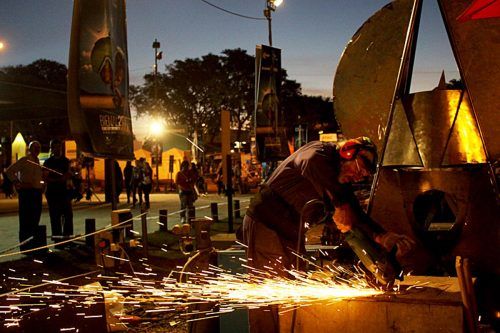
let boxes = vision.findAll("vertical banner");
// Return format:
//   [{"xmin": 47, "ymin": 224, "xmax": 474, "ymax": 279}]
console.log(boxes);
[
  {"xmin": 254, "ymin": 45, "xmax": 289, "ymax": 163},
  {"xmin": 68, "ymin": 0, "xmax": 134, "ymax": 160}
]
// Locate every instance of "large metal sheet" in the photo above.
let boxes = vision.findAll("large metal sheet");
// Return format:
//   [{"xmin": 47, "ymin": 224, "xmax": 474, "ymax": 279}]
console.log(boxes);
[
  {"xmin": 383, "ymin": 99, "xmax": 422, "ymax": 166},
  {"xmin": 333, "ymin": 0, "xmax": 416, "ymax": 152},
  {"xmin": 438, "ymin": 0, "xmax": 500, "ymax": 160},
  {"xmin": 390, "ymin": 90, "xmax": 486, "ymax": 168}
]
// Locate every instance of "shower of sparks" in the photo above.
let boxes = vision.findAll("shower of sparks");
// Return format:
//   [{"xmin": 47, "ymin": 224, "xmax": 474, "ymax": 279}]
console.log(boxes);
[{"xmin": 0, "ymin": 259, "xmax": 384, "ymax": 329}]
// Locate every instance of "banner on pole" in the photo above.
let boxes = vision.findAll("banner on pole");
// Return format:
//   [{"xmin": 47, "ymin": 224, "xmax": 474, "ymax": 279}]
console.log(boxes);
[
  {"xmin": 254, "ymin": 45, "xmax": 289, "ymax": 163},
  {"xmin": 68, "ymin": 0, "xmax": 134, "ymax": 160}
]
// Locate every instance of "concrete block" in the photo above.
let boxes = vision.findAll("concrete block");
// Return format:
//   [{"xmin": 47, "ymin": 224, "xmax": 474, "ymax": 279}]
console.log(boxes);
[{"xmin": 279, "ymin": 276, "xmax": 463, "ymax": 333}]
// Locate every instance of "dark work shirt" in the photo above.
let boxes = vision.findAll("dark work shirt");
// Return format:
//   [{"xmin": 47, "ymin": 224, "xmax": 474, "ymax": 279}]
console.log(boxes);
[
  {"xmin": 44, "ymin": 156, "xmax": 70, "ymax": 196},
  {"xmin": 267, "ymin": 141, "xmax": 345, "ymax": 213}
]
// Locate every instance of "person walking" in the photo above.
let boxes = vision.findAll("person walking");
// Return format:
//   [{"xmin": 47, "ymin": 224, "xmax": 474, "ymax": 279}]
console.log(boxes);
[
  {"xmin": 43, "ymin": 139, "xmax": 73, "ymax": 245},
  {"xmin": 5, "ymin": 141, "xmax": 43, "ymax": 251}
]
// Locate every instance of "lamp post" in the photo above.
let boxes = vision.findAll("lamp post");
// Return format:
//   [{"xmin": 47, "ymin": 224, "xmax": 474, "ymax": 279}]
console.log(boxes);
[
  {"xmin": 263, "ymin": 0, "xmax": 283, "ymax": 46},
  {"xmin": 152, "ymin": 38, "xmax": 162, "ymax": 103}
]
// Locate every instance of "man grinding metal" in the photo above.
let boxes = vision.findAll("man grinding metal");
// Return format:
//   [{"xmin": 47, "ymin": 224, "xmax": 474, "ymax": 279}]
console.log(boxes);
[{"xmin": 242, "ymin": 136, "xmax": 414, "ymax": 333}]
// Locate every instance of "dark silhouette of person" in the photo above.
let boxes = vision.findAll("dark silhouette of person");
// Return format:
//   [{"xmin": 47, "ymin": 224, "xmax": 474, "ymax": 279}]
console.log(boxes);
[{"xmin": 43, "ymin": 139, "xmax": 73, "ymax": 244}]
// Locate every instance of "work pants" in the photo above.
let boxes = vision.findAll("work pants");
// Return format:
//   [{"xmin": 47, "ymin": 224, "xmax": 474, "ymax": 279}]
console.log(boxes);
[
  {"xmin": 179, "ymin": 191, "xmax": 195, "ymax": 223},
  {"xmin": 46, "ymin": 193, "xmax": 73, "ymax": 237},
  {"xmin": 132, "ymin": 184, "xmax": 142, "ymax": 207},
  {"xmin": 242, "ymin": 215, "xmax": 294, "ymax": 333},
  {"xmin": 18, "ymin": 188, "xmax": 42, "ymax": 251}
]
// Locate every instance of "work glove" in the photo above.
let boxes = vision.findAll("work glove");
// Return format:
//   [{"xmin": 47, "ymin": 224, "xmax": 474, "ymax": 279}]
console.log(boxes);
[
  {"xmin": 332, "ymin": 203, "xmax": 358, "ymax": 233},
  {"xmin": 375, "ymin": 232, "xmax": 415, "ymax": 257}
]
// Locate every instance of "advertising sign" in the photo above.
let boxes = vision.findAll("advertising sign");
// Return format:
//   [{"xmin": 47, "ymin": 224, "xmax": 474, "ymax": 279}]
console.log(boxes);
[
  {"xmin": 254, "ymin": 45, "xmax": 289, "ymax": 162},
  {"xmin": 68, "ymin": 0, "xmax": 134, "ymax": 159}
]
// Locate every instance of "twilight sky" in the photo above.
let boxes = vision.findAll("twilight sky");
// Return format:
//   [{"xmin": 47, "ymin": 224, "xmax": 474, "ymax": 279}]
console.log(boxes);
[
  {"xmin": 0, "ymin": 0, "xmax": 461, "ymax": 140},
  {"xmin": 0, "ymin": 0, "xmax": 460, "ymax": 96}
]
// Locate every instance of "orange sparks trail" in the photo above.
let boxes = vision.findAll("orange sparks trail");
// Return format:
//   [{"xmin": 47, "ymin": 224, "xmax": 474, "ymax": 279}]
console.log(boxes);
[{"xmin": 1, "ymin": 259, "xmax": 383, "ymax": 329}]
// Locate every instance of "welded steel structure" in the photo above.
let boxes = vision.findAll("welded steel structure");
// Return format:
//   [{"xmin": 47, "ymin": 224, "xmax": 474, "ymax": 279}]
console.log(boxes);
[{"xmin": 333, "ymin": 0, "xmax": 499, "ymax": 274}]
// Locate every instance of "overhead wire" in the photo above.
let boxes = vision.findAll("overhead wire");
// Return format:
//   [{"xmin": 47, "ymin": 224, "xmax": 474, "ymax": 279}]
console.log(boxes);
[{"xmin": 199, "ymin": 0, "xmax": 266, "ymax": 21}]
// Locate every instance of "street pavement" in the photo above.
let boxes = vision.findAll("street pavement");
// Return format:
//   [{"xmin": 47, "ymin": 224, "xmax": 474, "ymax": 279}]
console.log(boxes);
[{"xmin": 0, "ymin": 191, "xmax": 252, "ymax": 263}]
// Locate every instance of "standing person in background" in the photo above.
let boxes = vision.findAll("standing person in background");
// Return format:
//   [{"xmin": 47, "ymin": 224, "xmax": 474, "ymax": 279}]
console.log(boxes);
[
  {"xmin": 5, "ymin": 141, "xmax": 43, "ymax": 251},
  {"xmin": 190, "ymin": 162, "xmax": 200, "ymax": 200},
  {"xmin": 123, "ymin": 160, "xmax": 133, "ymax": 204},
  {"xmin": 141, "ymin": 161, "xmax": 153, "ymax": 209},
  {"xmin": 233, "ymin": 160, "xmax": 243, "ymax": 194},
  {"xmin": 176, "ymin": 160, "xmax": 196, "ymax": 223},
  {"xmin": 216, "ymin": 163, "xmax": 224, "ymax": 196},
  {"xmin": 43, "ymin": 139, "xmax": 73, "ymax": 245},
  {"xmin": 131, "ymin": 158, "xmax": 144, "ymax": 208}
]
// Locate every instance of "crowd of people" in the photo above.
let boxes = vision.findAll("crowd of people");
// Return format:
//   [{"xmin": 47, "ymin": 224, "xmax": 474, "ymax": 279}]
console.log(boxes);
[{"xmin": 0, "ymin": 139, "xmax": 223, "ymax": 252}]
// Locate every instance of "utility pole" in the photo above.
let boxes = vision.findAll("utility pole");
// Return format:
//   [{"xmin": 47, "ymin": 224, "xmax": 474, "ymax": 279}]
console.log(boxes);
[
  {"xmin": 152, "ymin": 39, "xmax": 162, "ymax": 192},
  {"xmin": 152, "ymin": 38, "xmax": 161, "ymax": 103},
  {"xmin": 264, "ymin": 0, "xmax": 282, "ymax": 46}
]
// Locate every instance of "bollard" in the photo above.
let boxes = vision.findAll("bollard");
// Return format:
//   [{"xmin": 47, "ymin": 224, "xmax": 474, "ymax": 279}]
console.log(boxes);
[
  {"xmin": 188, "ymin": 206, "xmax": 196, "ymax": 223},
  {"xmin": 210, "ymin": 202, "xmax": 219, "ymax": 223},
  {"xmin": 159, "ymin": 209, "xmax": 168, "ymax": 232},
  {"xmin": 141, "ymin": 207, "xmax": 149, "ymax": 258},
  {"xmin": 111, "ymin": 208, "xmax": 133, "ymax": 239},
  {"xmin": 234, "ymin": 200, "xmax": 241, "ymax": 219},
  {"xmin": 85, "ymin": 218, "xmax": 96, "ymax": 248}
]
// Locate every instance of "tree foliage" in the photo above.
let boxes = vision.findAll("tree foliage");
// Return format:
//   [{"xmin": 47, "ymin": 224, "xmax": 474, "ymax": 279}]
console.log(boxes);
[
  {"xmin": 0, "ymin": 59, "xmax": 67, "ymax": 89},
  {"xmin": 130, "ymin": 48, "xmax": 336, "ymax": 147},
  {"xmin": 0, "ymin": 59, "xmax": 69, "ymax": 145}
]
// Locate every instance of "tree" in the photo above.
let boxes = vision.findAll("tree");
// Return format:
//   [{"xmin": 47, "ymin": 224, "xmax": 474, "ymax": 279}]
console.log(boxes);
[
  {"xmin": 0, "ymin": 59, "xmax": 69, "ymax": 147},
  {"xmin": 220, "ymin": 49, "xmax": 255, "ymax": 142},
  {"xmin": 446, "ymin": 78, "xmax": 464, "ymax": 90},
  {"xmin": 130, "ymin": 49, "xmax": 337, "ymax": 151},
  {"xmin": 0, "ymin": 59, "xmax": 67, "ymax": 89}
]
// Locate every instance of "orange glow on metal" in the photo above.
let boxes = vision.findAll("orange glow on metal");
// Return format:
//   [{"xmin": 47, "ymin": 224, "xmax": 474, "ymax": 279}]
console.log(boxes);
[{"xmin": 449, "ymin": 96, "xmax": 486, "ymax": 163}]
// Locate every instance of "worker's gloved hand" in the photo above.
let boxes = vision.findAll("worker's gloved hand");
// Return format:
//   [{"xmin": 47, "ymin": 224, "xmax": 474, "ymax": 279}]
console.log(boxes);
[
  {"xmin": 375, "ymin": 232, "xmax": 415, "ymax": 257},
  {"xmin": 332, "ymin": 203, "xmax": 358, "ymax": 233}
]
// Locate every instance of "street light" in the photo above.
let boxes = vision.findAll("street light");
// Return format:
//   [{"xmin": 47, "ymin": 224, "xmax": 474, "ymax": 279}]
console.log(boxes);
[
  {"xmin": 264, "ymin": 0, "xmax": 283, "ymax": 46},
  {"xmin": 152, "ymin": 38, "xmax": 162, "ymax": 103},
  {"xmin": 149, "ymin": 119, "xmax": 165, "ymax": 192}
]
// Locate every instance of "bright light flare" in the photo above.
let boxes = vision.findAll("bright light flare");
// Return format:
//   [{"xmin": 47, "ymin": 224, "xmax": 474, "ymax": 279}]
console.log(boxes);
[
  {"xmin": 149, "ymin": 120, "xmax": 164, "ymax": 137},
  {"xmin": 273, "ymin": 0, "xmax": 283, "ymax": 7},
  {"xmin": 0, "ymin": 41, "xmax": 5, "ymax": 50}
]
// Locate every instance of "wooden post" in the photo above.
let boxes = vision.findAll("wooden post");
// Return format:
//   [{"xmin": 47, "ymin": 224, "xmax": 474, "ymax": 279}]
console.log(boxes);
[
  {"xmin": 159, "ymin": 209, "xmax": 168, "ymax": 231},
  {"xmin": 188, "ymin": 206, "xmax": 196, "ymax": 223},
  {"xmin": 226, "ymin": 154, "xmax": 234, "ymax": 233},
  {"xmin": 85, "ymin": 218, "xmax": 96, "ymax": 248},
  {"xmin": 141, "ymin": 207, "xmax": 149, "ymax": 258}
]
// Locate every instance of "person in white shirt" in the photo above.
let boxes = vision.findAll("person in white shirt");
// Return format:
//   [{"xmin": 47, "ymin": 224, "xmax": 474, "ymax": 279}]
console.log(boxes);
[{"xmin": 5, "ymin": 141, "xmax": 43, "ymax": 252}]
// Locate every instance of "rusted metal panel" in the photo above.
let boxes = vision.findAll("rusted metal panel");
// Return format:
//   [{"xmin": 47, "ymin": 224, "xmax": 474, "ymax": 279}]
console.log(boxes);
[
  {"xmin": 438, "ymin": 0, "xmax": 500, "ymax": 160},
  {"xmin": 370, "ymin": 167, "xmax": 500, "ymax": 275}
]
